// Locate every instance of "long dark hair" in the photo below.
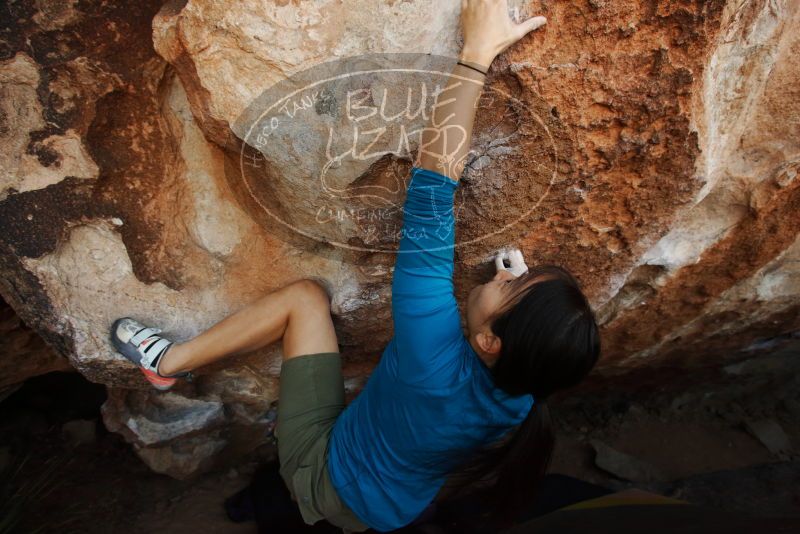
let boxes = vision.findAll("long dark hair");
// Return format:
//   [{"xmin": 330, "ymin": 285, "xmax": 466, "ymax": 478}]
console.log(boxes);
[{"xmin": 426, "ymin": 264, "xmax": 601, "ymax": 530}]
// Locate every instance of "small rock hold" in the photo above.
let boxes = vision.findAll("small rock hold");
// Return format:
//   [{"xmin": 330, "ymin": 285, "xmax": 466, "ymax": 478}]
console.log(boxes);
[
  {"xmin": 775, "ymin": 167, "xmax": 796, "ymax": 188},
  {"xmin": 620, "ymin": 23, "xmax": 637, "ymax": 37},
  {"xmin": 470, "ymin": 155, "xmax": 492, "ymax": 170}
]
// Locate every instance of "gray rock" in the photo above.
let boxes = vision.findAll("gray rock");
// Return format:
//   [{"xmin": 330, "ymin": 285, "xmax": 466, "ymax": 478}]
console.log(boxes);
[
  {"xmin": 101, "ymin": 389, "xmax": 229, "ymax": 478},
  {"xmin": 102, "ymin": 390, "xmax": 226, "ymax": 448},
  {"xmin": 590, "ymin": 439, "xmax": 665, "ymax": 482},
  {"xmin": 134, "ymin": 430, "xmax": 227, "ymax": 480},
  {"xmin": 744, "ymin": 419, "xmax": 794, "ymax": 460}
]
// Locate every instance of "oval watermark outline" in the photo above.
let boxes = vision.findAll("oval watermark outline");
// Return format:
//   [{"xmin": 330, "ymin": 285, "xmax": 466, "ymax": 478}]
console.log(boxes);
[{"xmin": 236, "ymin": 60, "xmax": 558, "ymax": 255}]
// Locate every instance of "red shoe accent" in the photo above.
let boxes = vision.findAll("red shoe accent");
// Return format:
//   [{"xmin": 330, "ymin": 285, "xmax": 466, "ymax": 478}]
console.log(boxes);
[{"xmin": 139, "ymin": 367, "xmax": 176, "ymax": 391}]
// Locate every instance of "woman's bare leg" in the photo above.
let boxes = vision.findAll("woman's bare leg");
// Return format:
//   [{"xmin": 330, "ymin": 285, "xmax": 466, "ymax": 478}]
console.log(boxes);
[{"xmin": 158, "ymin": 279, "xmax": 339, "ymax": 376}]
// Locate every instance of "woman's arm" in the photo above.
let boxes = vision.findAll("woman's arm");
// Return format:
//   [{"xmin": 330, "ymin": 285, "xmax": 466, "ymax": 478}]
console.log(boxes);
[
  {"xmin": 390, "ymin": 1, "xmax": 547, "ymax": 386},
  {"xmin": 415, "ymin": 0, "xmax": 546, "ymax": 182}
]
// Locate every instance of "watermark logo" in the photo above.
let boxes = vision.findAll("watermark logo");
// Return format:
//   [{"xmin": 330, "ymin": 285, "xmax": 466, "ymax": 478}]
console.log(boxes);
[{"xmin": 224, "ymin": 53, "xmax": 559, "ymax": 264}]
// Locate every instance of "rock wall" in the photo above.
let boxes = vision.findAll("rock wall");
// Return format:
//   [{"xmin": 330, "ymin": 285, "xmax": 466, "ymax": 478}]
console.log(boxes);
[{"xmin": 0, "ymin": 0, "xmax": 798, "ymax": 477}]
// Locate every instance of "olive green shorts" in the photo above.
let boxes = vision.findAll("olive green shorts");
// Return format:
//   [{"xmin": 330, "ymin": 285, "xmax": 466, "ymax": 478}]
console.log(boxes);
[{"xmin": 275, "ymin": 352, "xmax": 370, "ymax": 533}]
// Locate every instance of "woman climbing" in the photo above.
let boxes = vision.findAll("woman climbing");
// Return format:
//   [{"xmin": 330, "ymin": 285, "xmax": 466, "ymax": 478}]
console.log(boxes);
[{"xmin": 110, "ymin": 1, "xmax": 601, "ymax": 532}]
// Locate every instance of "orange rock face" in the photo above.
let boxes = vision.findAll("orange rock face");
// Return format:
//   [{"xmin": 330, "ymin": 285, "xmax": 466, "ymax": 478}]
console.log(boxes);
[{"xmin": 0, "ymin": 0, "xmax": 798, "ymax": 476}]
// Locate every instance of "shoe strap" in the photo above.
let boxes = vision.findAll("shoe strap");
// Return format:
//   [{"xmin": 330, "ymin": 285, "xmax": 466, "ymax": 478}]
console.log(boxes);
[
  {"xmin": 141, "ymin": 337, "xmax": 172, "ymax": 369},
  {"xmin": 130, "ymin": 326, "xmax": 162, "ymax": 346},
  {"xmin": 150, "ymin": 344, "xmax": 193, "ymax": 382}
]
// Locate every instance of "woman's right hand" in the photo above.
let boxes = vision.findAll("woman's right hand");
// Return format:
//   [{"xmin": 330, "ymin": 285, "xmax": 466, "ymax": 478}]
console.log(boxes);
[
  {"xmin": 494, "ymin": 247, "xmax": 529, "ymax": 278},
  {"xmin": 459, "ymin": 0, "xmax": 547, "ymax": 69}
]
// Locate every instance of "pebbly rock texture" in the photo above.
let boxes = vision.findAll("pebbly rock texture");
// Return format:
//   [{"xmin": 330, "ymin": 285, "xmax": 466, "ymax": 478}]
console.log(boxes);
[{"xmin": 0, "ymin": 0, "xmax": 798, "ymax": 477}]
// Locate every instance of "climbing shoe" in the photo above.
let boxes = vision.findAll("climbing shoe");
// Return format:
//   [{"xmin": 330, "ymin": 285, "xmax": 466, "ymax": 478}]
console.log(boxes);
[{"xmin": 110, "ymin": 317, "xmax": 193, "ymax": 391}]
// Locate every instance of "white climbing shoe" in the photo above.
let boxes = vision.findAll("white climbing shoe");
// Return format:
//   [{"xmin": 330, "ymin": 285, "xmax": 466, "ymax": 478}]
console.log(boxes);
[{"xmin": 110, "ymin": 317, "xmax": 192, "ymax": 391}]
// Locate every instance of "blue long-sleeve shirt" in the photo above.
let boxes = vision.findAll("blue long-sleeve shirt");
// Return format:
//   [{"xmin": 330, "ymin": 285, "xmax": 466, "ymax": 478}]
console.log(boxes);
[{"xmin": 327, "ymin": 166, "xmax": 535, "ymax": 532}]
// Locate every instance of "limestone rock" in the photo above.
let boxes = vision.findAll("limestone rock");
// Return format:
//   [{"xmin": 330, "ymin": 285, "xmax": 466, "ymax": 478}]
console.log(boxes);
[
  {"xmin": 153, "ymin": 0, "xmax": 800, "ymax": 379},
  {"xmin": 152, "ymin": 0, "xmax": 462, "ymax": 147},
  {"xmin": 102, "ymin": 389, "xmax": 225, "ymax": 447},
  {"xmin": 101, "ymin": 388, "xmax": 228, "ymax": 477},
  {"xmin": 0, "ymin": 0, "xmax": 798, "ymax": 477},
  {"xmin": 134, "ymin": 431, "xmax": 228, "ymax": 480}
]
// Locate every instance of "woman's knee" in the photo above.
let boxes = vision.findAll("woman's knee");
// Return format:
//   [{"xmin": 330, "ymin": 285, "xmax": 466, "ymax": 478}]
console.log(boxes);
[
  {"xmin": 282, "ymin": 279, "xmax": 338, "ymax": 357},
  {"xmin": 289, "ymin": 278, "xmax": 332, "ymax": 311}
]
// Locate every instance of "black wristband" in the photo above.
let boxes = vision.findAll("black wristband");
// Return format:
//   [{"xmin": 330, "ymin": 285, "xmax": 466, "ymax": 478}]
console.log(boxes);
[{"xmin": 457, "ymin": 60, "xmax": 488, "ymax": 76}]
